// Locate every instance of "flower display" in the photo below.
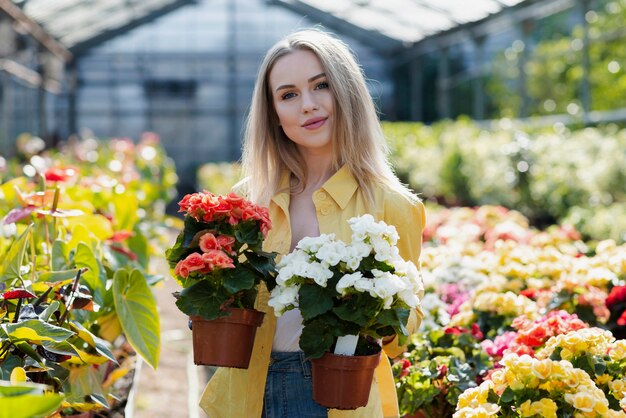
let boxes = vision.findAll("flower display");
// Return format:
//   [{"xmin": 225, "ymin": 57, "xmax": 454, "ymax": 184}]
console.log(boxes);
[
  {"xmin": 268, "ymin": 214, "xmax": 423, "ymax": 359},
  {"xmin": 166, "ymin": 191, "xmax": 276, "ymax": 320},
  {"xmin": 393, "ymin": 326, "xmax": 492, "ymax": 417},
  {"xmin": 455, "ymin": 352, "xmax": 626, "ymax": 418}
]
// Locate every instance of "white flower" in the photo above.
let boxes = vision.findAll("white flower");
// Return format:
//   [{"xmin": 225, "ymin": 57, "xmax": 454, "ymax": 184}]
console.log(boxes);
[
  {"xmin": 297, "ymin": 234, "xmax": 335, "ymax": 254},
  {"xmin": 370, "ymin": 236, "xmax": 400, "ymax": 262},
  {"xmin": 336, "ymin": 272, "xmax": 363, "ymax": 295},
  {"xmin": 397, "ymin": 288, "xmax": 420, "ymax": 308},
  {"xmin": 371, "ymin": 270, "xmax": 408, "ymax": 308},
  {"xmin": 303, "ymin": 261, "xmax": 334, "ymax": 287},
  {"xmin": 316, "ymin": 240, "xmax": 349, "ymax": 267},
  {"xmin": 268, "ymin": 284, "xmax": 300, "ymax": 316}
]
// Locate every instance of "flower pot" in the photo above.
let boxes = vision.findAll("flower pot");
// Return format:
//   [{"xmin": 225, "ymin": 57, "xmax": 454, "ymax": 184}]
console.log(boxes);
[
  {"xmin": 311, "ymin": 350, "xmax": 381, "ymax": 410},
  {"xmin": 190, "ymin": 307, "xmax": 264, "ymax": 368}
]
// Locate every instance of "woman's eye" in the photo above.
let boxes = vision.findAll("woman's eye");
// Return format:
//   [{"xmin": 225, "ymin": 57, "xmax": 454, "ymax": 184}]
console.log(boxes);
[
  {"xmin": 315, "ymin": 82, "xmax": 329, "ymax": 90},
  {"xmin": 281, "ymin": 92, "xmax": 296, "ymax": 100}
]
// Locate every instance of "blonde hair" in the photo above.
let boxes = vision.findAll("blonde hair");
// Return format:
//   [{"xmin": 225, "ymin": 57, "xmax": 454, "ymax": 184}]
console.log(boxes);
[{"xmin": 241, "ymin": 28, "xmax": 415, "ymax": 207}]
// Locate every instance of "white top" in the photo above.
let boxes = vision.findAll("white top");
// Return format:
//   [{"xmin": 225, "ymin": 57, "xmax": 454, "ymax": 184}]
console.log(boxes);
[{"xmin": 272, "ymin": 308, "xmax": 304, "ymax": 352}]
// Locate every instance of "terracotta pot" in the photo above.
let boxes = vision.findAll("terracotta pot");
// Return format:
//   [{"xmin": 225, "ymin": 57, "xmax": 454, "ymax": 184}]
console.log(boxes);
[
  {"xmin": 190, "ymin": 308, "xmax": 264, "ymax": 368},
  {"xmin": 311, "ymin": 350, "xmax": 381, "ymax": 410}
]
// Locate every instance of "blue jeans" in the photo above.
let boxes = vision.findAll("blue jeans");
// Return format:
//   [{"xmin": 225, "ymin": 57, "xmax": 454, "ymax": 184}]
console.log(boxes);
[{"xmin": 262, "ymin": 351, "xmax": 328, "ymax": 418}]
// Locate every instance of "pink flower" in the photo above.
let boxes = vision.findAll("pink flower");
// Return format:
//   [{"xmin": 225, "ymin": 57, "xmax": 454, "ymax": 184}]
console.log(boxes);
[
  {"xmin": 201, "ymin": 250, "xmax": 235, "ymax": 271},
  {"xmin": 199, "ymin": 233, "xmax": 219, "ymax": 252}
]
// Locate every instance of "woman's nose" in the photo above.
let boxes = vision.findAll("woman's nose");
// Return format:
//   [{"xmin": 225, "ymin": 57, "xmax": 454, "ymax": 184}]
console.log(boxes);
[{"xmin": 301, "ymin": 92, "xmax": 319, "ymax": 112}]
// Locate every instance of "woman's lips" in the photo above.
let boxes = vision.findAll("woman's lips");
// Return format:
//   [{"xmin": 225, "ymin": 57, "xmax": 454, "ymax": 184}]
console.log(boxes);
[{"xmin": 302, "ymin": 117, "xmax": 327, "ymax": 130}]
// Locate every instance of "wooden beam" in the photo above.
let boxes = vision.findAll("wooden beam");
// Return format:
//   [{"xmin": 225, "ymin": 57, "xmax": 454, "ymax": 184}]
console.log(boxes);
[{"xmin": 0, "ymin": 0, "xmax": 72, "ymax": 62}]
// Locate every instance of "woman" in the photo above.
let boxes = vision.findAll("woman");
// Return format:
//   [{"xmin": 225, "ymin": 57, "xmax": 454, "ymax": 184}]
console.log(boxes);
[{"xmin": 200, "ymin": 28, "xmax": 425, "ymax": 418}]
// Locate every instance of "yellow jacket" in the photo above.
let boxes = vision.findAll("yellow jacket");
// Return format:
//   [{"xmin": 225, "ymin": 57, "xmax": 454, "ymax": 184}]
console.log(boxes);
[{"xmin": 200, "ymin": 166, "xmax": 425, "ymax": 418}]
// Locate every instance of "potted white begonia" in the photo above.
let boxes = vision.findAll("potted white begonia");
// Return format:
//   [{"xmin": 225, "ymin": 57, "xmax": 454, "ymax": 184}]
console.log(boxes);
[{"xmin": 268, "ymin": 214, "xmax": 423, "ymax": 410}]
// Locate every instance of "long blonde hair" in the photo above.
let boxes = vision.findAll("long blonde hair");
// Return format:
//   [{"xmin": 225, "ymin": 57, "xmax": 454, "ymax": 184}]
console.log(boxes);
[{"xmin": 241, "ymin": 28, "xmax": 415, "ymax": 207}]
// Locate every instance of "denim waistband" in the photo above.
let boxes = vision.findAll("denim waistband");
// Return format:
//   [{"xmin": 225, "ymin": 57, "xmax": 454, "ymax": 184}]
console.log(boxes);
[{"xmin": 268, "ymin": 351, "xmax": 311, "ymax": 376}]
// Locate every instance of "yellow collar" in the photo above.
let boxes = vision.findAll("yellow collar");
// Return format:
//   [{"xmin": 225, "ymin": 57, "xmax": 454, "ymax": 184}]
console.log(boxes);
[{"xmin": 270, "ymin": 165, "xmax": 359, "ymax": 210}]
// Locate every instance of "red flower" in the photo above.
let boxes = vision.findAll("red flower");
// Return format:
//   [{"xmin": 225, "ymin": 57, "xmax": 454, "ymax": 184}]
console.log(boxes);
[
  {"xmin": 44, "ymin": 167, "xmax": 76, "ymax": 182},
  {"xmin": 437, "ymin": 364, "xmax": 448, "ymax": 378},
  {"xmin": 470, "ymin": 323, "xmax": 484, "ymax": 340},
  {"xmin": 618, "ymin": 311, "xmax": 626, "ymax": 326},
  {"xmin": 606, "ymin": 286, "xmax": 626, "ymax": 308},
  {"xmin": 444, "ymin": 326, "xmax": 466, "ymax": 335}
]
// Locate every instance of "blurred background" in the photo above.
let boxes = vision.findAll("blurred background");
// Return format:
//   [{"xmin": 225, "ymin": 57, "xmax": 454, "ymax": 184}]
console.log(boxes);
[
  {"xmin": 2, "ymin": 0, "xmax": 624, "ymax": 215},
  {"xmin": 1, "ymin": 2, "xmax": 625, "ymax": 417}
]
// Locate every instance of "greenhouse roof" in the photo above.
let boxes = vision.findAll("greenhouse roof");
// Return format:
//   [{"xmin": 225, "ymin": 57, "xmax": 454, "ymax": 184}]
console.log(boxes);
[
  {"xmin": 272, "ymin": 0, "xmax": 527, "ymax": 45},
  {"xmin": 10, "ymin": 0, "xmax": 194, "ymax": 54}
]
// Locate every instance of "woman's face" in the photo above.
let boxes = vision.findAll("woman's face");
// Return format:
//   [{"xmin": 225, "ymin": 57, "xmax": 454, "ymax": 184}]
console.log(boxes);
[{"xmin": 269, "ymin": 49, "xmax": 334, "ymax": 155}]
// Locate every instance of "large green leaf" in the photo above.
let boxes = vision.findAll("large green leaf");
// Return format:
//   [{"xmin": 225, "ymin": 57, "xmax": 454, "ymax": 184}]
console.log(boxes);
[
  {"xmin": 299, "ymin": 283, "xmax": 334, "ymax": 321},
  {"xmin": 111, "ymin": 193, "xmax": 139, "ymax": 232},
  {"xmin": 74, "ymin": 243, "xmax": 106, "ymax": 306},
  {"xmin": 128, "ymin": 228, "xmax": 149, "ymax": 268},
  {"xmin": 51, "ymin": 239, "xmax": 69, "ymax": 271},
  {"xmin": 3, "ymin": 320, "xmax": 74, "ymax": 344},
  {"xmin": 222, "ymin": 268, "xmax": 255, "ymax": 294},
  {"xmin": 69, "ymin": 322, "xmax": 116, "ymax": 363},
  {"xmin": 0, "ymin": 392, "xmax": 64, "ymax": 418},
  {"xmin": 113, "ymin": 269, "xmax": 160, "ymax": 369},
  {"xmin": 299, "ymin": 315, "xmax": 342, "ymax": 360},
  {"xmin": 0, "ymin": 224, "xmax": 32, "ymax": 283},
  {"xmin": 176, "ymin": 280, "xmax": 230, "ymax": 320},
  {"xmin": 64, "ymin": 365, "xmax": 108, "ymax": 407},
  {"xmin": 38, "ymin": 268, "xmax": 80, "ymax": 283}
]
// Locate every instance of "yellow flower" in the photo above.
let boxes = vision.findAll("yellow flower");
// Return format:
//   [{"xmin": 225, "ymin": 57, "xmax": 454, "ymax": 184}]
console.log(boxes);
[
  {"xmin": 457, "ymin": 382, "xmax": 492, "ymax": 409},
  {"xmin": 453, "ymin": 404, "xmax": 500, "ymax": 418},
  {"xmin": 518, "ymin": 400, "xmax": 535, "ymax": 417},
  {"xmin": 532, "ymin": 358, "xmax": 553, "ymax": 380},
  {"xmin": 609, "ymin": 340, "xmax": 626, "ymax": 361},
  {"xmin": 609, "ymin": 379, "xmax": 626, "ymax": 400},
  {"xmin": 533, "ymin": 398, "xmax": 558, "ymax": 418},
  {"xmin": 595, "ymin": 374, "xmax": 614, "ymax": 386},
  {"xmin": 565, "ymin": 391, "xmax": 596, "ymax": 413}
]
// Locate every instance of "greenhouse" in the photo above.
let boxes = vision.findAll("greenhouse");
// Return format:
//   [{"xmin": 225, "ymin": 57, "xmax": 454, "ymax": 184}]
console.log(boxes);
[{"xmin": 0, "ymin": 0, "xmax": 625, "ymax": 417}]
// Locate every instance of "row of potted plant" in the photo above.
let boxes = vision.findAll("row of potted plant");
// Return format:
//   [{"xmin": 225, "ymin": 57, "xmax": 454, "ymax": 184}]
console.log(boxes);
[
  {"xmin": 393, "ymin": 205, "xmax": 626, "ymax": 417},
  {"xmin": 195, "ymin": 120, "xmax": 626, "ymax": 244},
  {"xmin": 384, "ymin": 119, "xmax": 626, "ymax": 243},
  {"xmin": 0, "ymin": 133, "xmax": 176, "ymax": 417}
]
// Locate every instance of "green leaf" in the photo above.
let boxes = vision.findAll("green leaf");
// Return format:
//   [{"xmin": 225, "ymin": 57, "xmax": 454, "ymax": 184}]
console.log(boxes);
[
  {"xmin": 299, "ymin": 283, "xmax": 334, "ymax": 321},
  {"xmin": 38, "ymin": 301, "xmax": 60, "ymax": 322},
  {"xmin": 500, "ymin": 386, "xmax": 515, "ymax": 403},
  {"xmin": 64, "ymin": 365, "xmax": 108, "ymax": 407},
  {"xmin": 128, "ymin": 229, "xmax": 149, "ymax": 268},
  {"xmin": 3, "ymin": 319, "xmax": 74, "ymax": 344},
  {"xmin": 0, "ymin": 392, "xmax": 64, "ymax": 418},
  {"xmin": 222, "ymin": 268, "xmax": 255, "ymax": 294},
  {"xmin": 51, "ymin": 239, "xmax": 68, "ymax": 271},
  {"xmin": 0, "ymin": 224, "xmax": 32, "ymax": 283},
  {"xmin": 175, "ymin": 280, "xmax": 230, "ymax": 320},
  {"xmin": 333, "ymin": 298, "xmax": 370, "ymax": 327},
  {"xmin": 377, "ymin": 308, "xmax": 410, "ymax": 336},
  {"xmin": 0, "ymin": 355, "xmax": 23, "ymax": 381},
  {"xmin": 113, "ymin": 269, "xmax": 160, "ymax": 369},
  {"xmin": 234, "ymin": 221, "xmax": 262, "ymax": 245},
  {"xmin": 69, "ymin": 322, "xmax": 117, "ymax": 363},
  {"xmin": 74, "ymin": 243, "xmax": 106, "ymax": 306},
  {"xmin": 38, "ymin": 269, "xmax": 81, "ymax": 283},
  {"xmin": 13, "ymin": 342, "xmax": 42, "ymax": 363},
  {"xmin": 300, "ymin": 316, "xmax": 340, "ymax": 359},
  {"xmin": 111, "ymin": 192, "xmax": 139, "ymax": 232},
  {"xmin": 41, "ymin": 340, "xmax": 79, "ymax": 358}
]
